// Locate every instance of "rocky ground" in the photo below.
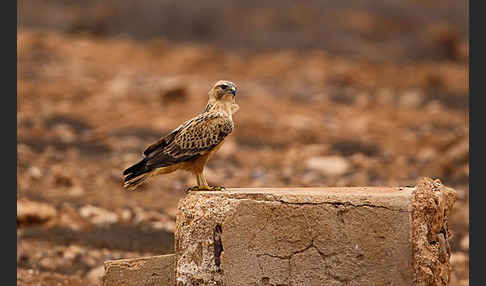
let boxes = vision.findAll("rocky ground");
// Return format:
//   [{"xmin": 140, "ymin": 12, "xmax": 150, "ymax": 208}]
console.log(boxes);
[{"xmin": 18, "ymin": 24, "xmax": 468, "ymax": 285}]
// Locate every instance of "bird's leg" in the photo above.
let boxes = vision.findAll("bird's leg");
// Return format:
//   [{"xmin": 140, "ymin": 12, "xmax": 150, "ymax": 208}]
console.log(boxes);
[
  {"xmin": 184, "ymin": 174, "xmax": 202, "ymax": 193},
  {"xmin": 200, "ymin": 172, "xmax": 226, "ymax": 191},
  {"xmin": 196, "ymin": 174, "xmax": 202, "ymax": 186},
  {"xmin": 200, "ymin": 172, "xmax": 209, "ymax": 189},
  {"xmin": 193, "ymin": 172, "xmax": 211, "ymax": 191},
  {"xmin": 186, "ymin": 172, "xmax": 226, "ymax": 192}
]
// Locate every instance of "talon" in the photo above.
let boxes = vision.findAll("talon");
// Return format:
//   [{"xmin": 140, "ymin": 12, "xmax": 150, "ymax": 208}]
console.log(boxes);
[
  {"xmin": 185, "ymin": 186, "xmax": 200, "ymax": 193},
  {"xmin": 189, "ymin": 185, "xmax": 226, "ymax": 192}
]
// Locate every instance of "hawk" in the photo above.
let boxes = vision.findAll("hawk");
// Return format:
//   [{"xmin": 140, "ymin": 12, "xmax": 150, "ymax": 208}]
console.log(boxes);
[{"xmin": 122, "ymin": 80, "xmax": 239, "ymax": 191}]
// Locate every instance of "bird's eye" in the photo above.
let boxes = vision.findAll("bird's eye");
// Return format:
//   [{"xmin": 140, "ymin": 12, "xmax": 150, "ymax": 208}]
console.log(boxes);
[{"xmin": 220, "ymin": 85, "xmax": 228, "ymax": 90}]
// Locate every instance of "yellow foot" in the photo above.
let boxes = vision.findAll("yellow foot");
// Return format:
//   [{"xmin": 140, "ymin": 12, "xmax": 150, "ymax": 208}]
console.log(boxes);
[
  {"xmin": 185, "ymin": 186, "xmax": 201, "ymax": 193},
  {"xmin": 185, "ymin": 185, "xmax": 227, "ymax": 193},
  {"xmin": 186, "ymin": 185, "xmax": 226, "ymax": 192},
  {"xmin": 208, "ymin": 186, "xmax": 226, "ymax": 192}
]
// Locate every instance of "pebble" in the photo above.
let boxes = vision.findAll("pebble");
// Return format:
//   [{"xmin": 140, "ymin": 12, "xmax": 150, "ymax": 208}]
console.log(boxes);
[
  {"xmin": 460, "ymin": 234, "xmax": 469, "ymax": 251},
  {"xmin": 79, "ymin": 205, "xmax": 119, "ymax": 226},
  {"xmin": 305, "ymin": 156, "xmax": 351, "ymax": 176},
  {"xmin": 17, "ymin": 199, "xmax": 57, "ymax": 225},
  {"xmin": 85, "ymin": 265, "xmax": 105, "ymax": 284}
]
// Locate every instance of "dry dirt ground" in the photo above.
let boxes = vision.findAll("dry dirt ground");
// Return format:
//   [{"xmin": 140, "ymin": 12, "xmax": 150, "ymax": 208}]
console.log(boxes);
[{"xmin": 18, "ymin": 27, "xmax": 468, "ymax": 285}]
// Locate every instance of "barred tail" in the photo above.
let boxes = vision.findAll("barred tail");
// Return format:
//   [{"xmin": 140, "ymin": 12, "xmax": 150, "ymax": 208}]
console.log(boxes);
[
  {"xmin": 122, "ymin": 158, "xmax": 153, "ymax": 191},
  {"xmin": 123, "ymin": 171, "xmax": 154, "ymax": 191}
]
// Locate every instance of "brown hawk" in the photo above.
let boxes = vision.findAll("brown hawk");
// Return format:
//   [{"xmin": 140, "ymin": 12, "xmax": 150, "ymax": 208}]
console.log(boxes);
[{"xmin": 123, "ymin": 80, "xmax": 239, "ymax": 191}]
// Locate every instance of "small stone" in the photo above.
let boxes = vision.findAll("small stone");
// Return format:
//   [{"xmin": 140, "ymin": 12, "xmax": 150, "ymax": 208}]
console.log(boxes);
[
  {"xmin": 103, "ymin": 255, "xmax": 175, "ymax": 286},
  {"xmin": 79, "ymin": 205, "xmax": 118, "ymax": 226},
  {"xmin": 54, "ymin": 174, "xmax": 74, "ymax": 187},
  {"xmin": 119, "ymin": 208, "xmax": 133, "ymax": 222},
  {"xmin": 63, "ymin": 245, "xmax": 83, "ymax": 261},
  {"xmin": 86, "ymin": 265, "xmax": 105, "ymax": 284},
  {"xmin": 28, "ymin": 166, "xmax": 43, "ymax": 180},
  {"xmin": 460, "ymin": 234, "xmax": 469, "ymax": 251},
  {"xmin": 17, "ymin": 199, "xmax": 57, "ymax": 225},
  {"xmin": 38, "ymin": 256, "xmax": 57, "ymax": 270},
  {"xmin": 67, "ymin": 186, "xmax": 85, "ymax": 197},
  {"xmin": 305, "ymin": 156, "xmax": 351, "ymax": 176},
  {"xmin": 399, "ymin": 89, "xmax": 423, "ymax": 108}
]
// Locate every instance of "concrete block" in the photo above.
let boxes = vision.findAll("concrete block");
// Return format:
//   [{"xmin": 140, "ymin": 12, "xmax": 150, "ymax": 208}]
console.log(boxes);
[
  {"xmin": 175, "ymin": 177, "xmax": 456, "ymax": 286},
  {"xmin": 102, "ymin": 254, "xmax": 175, "ymax": 286}
]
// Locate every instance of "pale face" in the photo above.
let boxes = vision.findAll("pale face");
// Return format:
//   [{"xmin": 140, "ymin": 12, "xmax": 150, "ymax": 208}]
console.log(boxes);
[{"xmin": 210, "ymin": 80, "xmax": 237, "ymax": 103}]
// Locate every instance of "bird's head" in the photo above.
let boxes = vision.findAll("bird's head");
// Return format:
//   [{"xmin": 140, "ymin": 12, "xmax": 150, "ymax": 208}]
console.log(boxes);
[{"xmin": 208, "ymin": 80, "xmax": 237, "ymax": 103}]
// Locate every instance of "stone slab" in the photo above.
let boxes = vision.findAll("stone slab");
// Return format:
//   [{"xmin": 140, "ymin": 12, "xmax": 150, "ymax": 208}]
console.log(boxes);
[
  {"xmin": 102, "ymin": 254, "xmax": 175, "ymax": 286},
  {"xmin": 175, "ymin": 177, "xmax": 456, "ymax": 286}
]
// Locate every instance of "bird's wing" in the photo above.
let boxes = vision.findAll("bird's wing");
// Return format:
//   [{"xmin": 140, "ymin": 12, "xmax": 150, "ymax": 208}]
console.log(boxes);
[
  {"xmin": 143, "ymin": 123, "xmax": 186, "ymax": 156},
  {"xmin": 143, "ymin": 112, "xmax": 233, "ymax": 168}
]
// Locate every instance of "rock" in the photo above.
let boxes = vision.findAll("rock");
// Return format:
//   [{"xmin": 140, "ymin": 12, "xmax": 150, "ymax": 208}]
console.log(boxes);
[
  {"xmin": 460, "ymin": 234, "xmax": 469, "ymax": 251},
  {"xmin": 54, "ymin": 174, "xmax": 74, "ymax": 187},
  {"xmin": 86, "ymin": 265, "xmax": 105, "ymax": 285},
  {"xmin": 18, "ymin": 268, "xmax": 87, "ymax": 286},
  {"xmin": 399, "ymin": 89, "xmax": 423, "ymax": 108},
  {"xmin": 411, "ymin": 178, "xmax": 457, "ymax": 285},
  {"xmin": 67, "ymin": 186, "xmax": 85, "ymax": 197},
  {"xmin": 27, "ymin": 166, "xmax": 43, "ymax": 180},
  {"xmin": 79, "ymin": 205, "xmax": 118, "ymax": 226},
  {"xmin": 118, "ymin": 208, "xmax": 133, "ymax": 222},
  {"xmin": 102, "ymin": 254, "xmax": 175, "ymax": 286},
  {"xmin": 175, "ymin": 177, "xmax": 456, "ymax": 286},
  {"xmin": 305, "ymin": 155, "xmax": 351, "ymax": 176},
  {"xmin": 17, "ymin": 199, "xmax": 57, "ymax": 225},
  {"xmin": 38, "ymin": 256, "xmax": 58, "ymax": 270},
  {"xmin": 63, "ymin": 245, "xmax": 83, "ymax": 261}
]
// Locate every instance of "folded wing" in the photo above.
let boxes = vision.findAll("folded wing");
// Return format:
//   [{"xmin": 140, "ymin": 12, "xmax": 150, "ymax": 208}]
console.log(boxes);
[{"xmin": 143, "ymin": 112, "xmax": 233, "ymax": 169}]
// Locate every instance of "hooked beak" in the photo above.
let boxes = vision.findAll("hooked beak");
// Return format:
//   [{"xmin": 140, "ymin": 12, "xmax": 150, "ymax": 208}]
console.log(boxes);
[{"xmin": 230, "ymin": 86, "xmax": 236, "ymax": 97}]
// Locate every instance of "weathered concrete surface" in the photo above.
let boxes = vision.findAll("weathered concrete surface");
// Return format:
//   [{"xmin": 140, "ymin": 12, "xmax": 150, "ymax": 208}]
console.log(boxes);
[
  {"xmin": 175, "ymin": 177, "xmax": 456, "ymax": 286},
  {"xmin": 412, "ymin": 178, "xmax": 457, "ymax": 285},
  {"xmin": 102, "ymin": 254, "xmax": 175, "ymax": 286}
]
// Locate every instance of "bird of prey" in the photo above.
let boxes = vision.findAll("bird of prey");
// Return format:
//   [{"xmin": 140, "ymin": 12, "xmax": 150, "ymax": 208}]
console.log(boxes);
[{"xmin": 122, "ymin": 80, "xmax": 239, "ymax": 191}]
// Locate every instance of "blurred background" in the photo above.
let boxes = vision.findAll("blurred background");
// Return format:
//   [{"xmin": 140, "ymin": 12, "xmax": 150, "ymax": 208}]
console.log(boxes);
[{"xmin": 17, "ymin": 0, "xmax": 469, "ymax": 285}]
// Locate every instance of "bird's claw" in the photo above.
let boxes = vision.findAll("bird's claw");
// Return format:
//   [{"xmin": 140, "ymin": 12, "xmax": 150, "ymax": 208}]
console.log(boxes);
[
  {"xmin": 209, "ymin": 186, "xmax": 226, "ymax": 192},
  {"xmin": 185, "ymin": 186, "xmax": 201, "ymax": 193},
  {"xmin": 185, "ymin": 186, "xmax": 226, "ymax": 193}
]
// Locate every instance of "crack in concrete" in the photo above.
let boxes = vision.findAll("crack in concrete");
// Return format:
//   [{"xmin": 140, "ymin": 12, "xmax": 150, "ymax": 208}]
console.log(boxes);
[
  {"xmin": 216, "ymin": 195, "xmax": 397, "ymax": 285},
  {"xmin": 199, "ymin": 195, "xmax": 409, "ymax": 213},
  {"xmin": 258, "ymin": 241, "xmax": 314, "ymax": 261},
  {"xmin": 257, "ymin": 235, "xmax": 370, "ymax": 285},
  {"xmin": 313, "ymin": 245, "xmax": 365, "ymax": 284},
  {"xmin": 273, "ymin": 199, "xmax": 409, "ymax": 213},
  {"xmin": 213, "ymin": 224, "xmax": 223, "ymax": 269}
]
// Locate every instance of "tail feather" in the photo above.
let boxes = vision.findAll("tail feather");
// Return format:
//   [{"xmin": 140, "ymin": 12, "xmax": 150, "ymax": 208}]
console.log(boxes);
[
  {"xmin": 123, "ymin": 158, "xmax": 153, "ymax": 191},
  {"xmin": 123, "ymin": 158, "xmax": 147, "ymax": 175},
  {"xmin": 123, "ymin": 171, "xmax": 153, "ymax": 191}
]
